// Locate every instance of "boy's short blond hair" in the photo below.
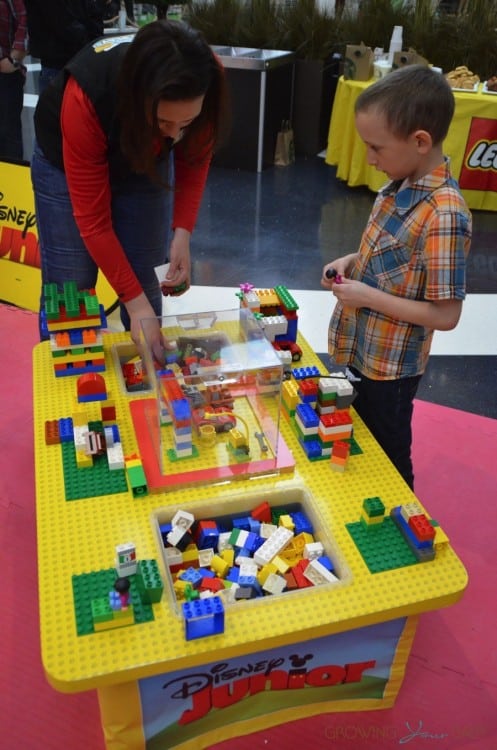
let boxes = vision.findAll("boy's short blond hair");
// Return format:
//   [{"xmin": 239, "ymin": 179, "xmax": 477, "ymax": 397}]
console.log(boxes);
[{"xmin": 355, "ymin": 64, "xmax": 455, "ymax": 145}]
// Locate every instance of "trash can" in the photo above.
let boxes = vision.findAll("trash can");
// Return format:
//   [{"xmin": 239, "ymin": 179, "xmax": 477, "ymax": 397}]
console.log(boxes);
[{"xmin": 211, "ymin": 46, "xmax": 295, "ymax": 172}]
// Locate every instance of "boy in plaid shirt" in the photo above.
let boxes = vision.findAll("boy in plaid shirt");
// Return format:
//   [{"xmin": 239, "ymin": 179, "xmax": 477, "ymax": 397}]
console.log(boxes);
[{"xmin": 322, "ymin": 65, "xmax": 471, "ymax": 489}]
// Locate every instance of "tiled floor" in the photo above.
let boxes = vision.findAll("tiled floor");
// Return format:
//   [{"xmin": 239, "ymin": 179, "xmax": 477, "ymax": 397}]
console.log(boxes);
[{"xmin": 21, "ymin": 60, "xmax": 497, "ymax": 419}]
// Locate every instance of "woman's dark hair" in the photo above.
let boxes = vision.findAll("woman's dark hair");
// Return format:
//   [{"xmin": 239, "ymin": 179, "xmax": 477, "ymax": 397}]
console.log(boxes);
[{"xmin": 117, "ymin": 20, "xmax": 229, "ymax": 179}]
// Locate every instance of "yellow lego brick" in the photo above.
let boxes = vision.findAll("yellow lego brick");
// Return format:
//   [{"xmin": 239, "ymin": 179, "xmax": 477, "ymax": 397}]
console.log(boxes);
[
  {"xmin": 75, "ymin": 449, "xmax": 93, "ymax": 468},
  {"xmin": 220, "ymin": 549, "xmax": 235, "ymax": 567},
  {"xmin": 46, "ymin": 315, "xmax": 102, "ymax": 332},
  {"xmin": 278, "ymin": 513, "xmax": 295, "ymax": 531},
  {"xmin": 272, "ymin": 555, "xmax": 290, "ymax": 574},
  {"xmin": 293, "ymin": 532, "xmax": 314, "ymax": 552},
  {"xmin": 210, "ymin": 554, "xmax": 230, "ymax": 578},
  {"xmin": 360, "ymin": 511, "xmax": 384, "ymax": 526},
  {"xmin": 182, "ymin": 546, "xmax": 199, "ymax": 564},
  {"xmin": 124, "ymin": 457, "xmax": 142, "ymax": 469},
  {"xmin": 256, "ymin": 562, "xmax": 278, "ymax": 585},
  {"xmin": 256, "ymin": 289, "xmax": 280, "ymax": 307},
  {"xmin": 434, "ymin": 525, "xmax": 450, "ymax": 546},
  {"xmin": 72, "ymin": 409, "xmax": 88, "ymax": 427},
  {"xmin": 93, "ymin": 606, "xmax": 134, "ymax": 631}
]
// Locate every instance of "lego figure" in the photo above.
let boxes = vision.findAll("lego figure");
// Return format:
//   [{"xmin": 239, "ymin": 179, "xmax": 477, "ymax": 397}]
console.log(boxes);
[{"xmin": 114, "ymin": 576, "xmax": 131, "ymax": 609}]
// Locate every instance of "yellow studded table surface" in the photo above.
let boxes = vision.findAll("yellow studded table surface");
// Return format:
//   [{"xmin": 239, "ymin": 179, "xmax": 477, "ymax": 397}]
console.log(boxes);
[{"xmin": 33, "ymin": 332, "xmax": 468, "ymax": 693}]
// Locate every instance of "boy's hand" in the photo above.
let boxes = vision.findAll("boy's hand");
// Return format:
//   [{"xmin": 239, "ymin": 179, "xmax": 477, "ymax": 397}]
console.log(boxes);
[
  {"xmin": 330, "ymin": 278, "xmax": 372, "ymax": 310},
  {"xmin": 321, "ymin": 253, "xmax": 358, "ymax": 290}
]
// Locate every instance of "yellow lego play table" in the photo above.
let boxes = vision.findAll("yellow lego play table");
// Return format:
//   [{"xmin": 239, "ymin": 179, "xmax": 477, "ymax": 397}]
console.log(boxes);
[{"xmin": 33, "ymin": 330, "xmax": 468, "ymax": 750}]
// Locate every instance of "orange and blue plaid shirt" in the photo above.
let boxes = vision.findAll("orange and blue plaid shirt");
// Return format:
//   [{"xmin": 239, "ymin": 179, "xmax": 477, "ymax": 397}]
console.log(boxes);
[{"xmin": 328, "ymin": 159, "xmax": 471, "ymax": 380}]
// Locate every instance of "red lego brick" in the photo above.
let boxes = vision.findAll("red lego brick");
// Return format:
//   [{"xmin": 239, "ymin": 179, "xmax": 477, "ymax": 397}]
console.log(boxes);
[{"xmin": 409, "ymin": 514, "xmax": 436, "ymax": 542}]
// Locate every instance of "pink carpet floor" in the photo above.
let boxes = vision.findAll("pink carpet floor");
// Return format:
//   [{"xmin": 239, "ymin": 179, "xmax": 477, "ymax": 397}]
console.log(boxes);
[{"xmin": 1, "ymin": 303, "xmax": 496, "ymax": 750}]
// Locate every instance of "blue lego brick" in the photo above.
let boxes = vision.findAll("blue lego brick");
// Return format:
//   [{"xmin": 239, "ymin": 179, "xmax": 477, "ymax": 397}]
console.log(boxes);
[
  {"xmin": 179, "ymin": 567, "xmax": 203, "ymax": 589},
  {"xmin": 317, "ymin": 555, "xmax": 335, "ymax": 573},
  {"xmin": 390, "ymin": 507, "xmax": 434, "ymax": 550},
  {"xmin": 295, "ymin": 403, "xmax": 319, "ymax": 428},
  {"xmin": 291, "ymin": 511, "xmax": 313, "ymax": 535},
  {"xmin": 54, "ymin": 363, "xmax": 106, "ymax": 377},
  {"xmin": 198, "ymin": 567, "xmax": 216, "ymax": 579},
  {"xmin": 292, "ymin": 366, "xmax": 321, "ymax": 380},
  {"xmin": 285, "ymin": 317, "xmax": 298, "ymax": 341},
  {"xmin": 232, "ymin": 516, "xmax": 251, "ymax": 531},
  {"xmin": 58, "ymin": 417, "xmax": 74, "ymax": 442},
  {"xmin": 171, "ymin": 398, "xmax": 191, "ymax": 422},
  {"xmin": 390, "ymin": 507, "xmax": 436, "ymax": 562},
  {"xmin": 299, "ymin": 439, "xmax": 323, "ymax": 459},
  {"xmin": 248, "ymin": 517, "xmax": 261, "ymax": 533},
  {"xmin": 225, "ymin": 567, "xmax": 240, "ymax": 583},
  {"xmin": 182, "ymin": 596, "xmax": 225, "ymax": 640},
  {"xmin": 78, "ymin": 392, "xmax": 107, "ymax": 403}
]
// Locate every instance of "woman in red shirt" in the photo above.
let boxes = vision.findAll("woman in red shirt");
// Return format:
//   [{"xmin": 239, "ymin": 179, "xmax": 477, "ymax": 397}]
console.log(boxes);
[{"xmin": 32, "ymin": 20, "xmax": 228, "ymax": 361}]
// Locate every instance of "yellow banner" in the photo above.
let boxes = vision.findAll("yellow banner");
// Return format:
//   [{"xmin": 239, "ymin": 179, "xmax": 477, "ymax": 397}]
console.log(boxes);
[{"xmin": 0, "ymin": 159, "xmax": 117, "ymax": 311}]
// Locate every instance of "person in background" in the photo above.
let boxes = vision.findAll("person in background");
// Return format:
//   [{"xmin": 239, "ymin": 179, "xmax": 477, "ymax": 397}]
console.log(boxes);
[
  {"xmin": 0, "ymin": 0, "xmax": 28, "ymax": 161},
  {"xmin": 321, "ymin": 65, "xmax": 471, "ymax": 490},
  {"xmin": 24, "ymin": 0, "xmax": 105, "ymax": 94},
  {"xmin": 32, "ymin": 20, "xmax": 228, "ymax": 363}
]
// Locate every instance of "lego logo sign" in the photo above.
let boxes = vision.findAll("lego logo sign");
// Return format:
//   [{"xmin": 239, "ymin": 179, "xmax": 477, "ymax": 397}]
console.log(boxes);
[{"xmin": 459, "ymin": 117, "xmax": 497, "ymax": 191}]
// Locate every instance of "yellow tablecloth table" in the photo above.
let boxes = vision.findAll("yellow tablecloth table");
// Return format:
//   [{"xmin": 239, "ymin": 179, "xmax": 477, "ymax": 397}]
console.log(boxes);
[
  {"xmin": 326, "ymin": 76, "xmax": 497, "ymax": 211},
  {"xmin": 33, "ymin": 330, "xmax": 468, "ymax": 750}
]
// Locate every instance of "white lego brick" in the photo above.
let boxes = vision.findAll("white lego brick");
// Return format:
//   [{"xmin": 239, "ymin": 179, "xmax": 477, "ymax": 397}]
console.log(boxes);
[
  {"xmin": 73, "ymin": 424, "xmax": 88, "ymax": 450},
  {"xmin": 304, "ymin": 559, "xmax": 339, "ymax": 586},
  {"xmin": 303, "ymin": 541, "xmax": 325, "ymax": 560},
  {"xmin": 239, "ymin": 562, "xmax": 259, "ymax": 578},
  {"xmin": 253, "ymin": 527, "xmax": 293, "ymax": 567},
  {"xmin": 217, "ymin": 532, "xmax": 233, "ymax": 553},
  {"xmin": 198, "ymin": 548, "xmax": 214, "ymax": 567},
  {"xmin": 171, "ymin": 510, "xmax": 195, "ymax": 531},
  {"xmin": 163, "ymin": 547, "xmax": 183, "ymax": 568},
  {"xmin": 262, "ymin": 572, "xmax": 287, "ymax": 595},
  {"xmin": 260, "ymin": 523, "xmax": 278, "ymax": 539},
  {"xmin": 107, "ymin": 442, "xmax": 125, "ymax": 471}
]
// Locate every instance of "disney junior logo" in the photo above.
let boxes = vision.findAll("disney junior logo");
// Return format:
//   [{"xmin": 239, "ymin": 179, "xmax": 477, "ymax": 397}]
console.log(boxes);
[{"xmin": 399, "ymin": 720, "xmax": 448, "ymax": 744}]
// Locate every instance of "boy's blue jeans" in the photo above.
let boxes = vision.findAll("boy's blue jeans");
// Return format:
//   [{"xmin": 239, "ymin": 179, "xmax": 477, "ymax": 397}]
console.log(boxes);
[
  {"xmin": 31, "ymin": 142, "xmax": 172, "ymax": 333},
  {"xmin": 349, "ymin": 368, "xmax": 421, "ymax": 490}
]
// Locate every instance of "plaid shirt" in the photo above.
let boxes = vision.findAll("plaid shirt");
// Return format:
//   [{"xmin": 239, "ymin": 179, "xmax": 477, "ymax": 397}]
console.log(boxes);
[
  {"xmin": 328, "ymin": 158, "xmax": 472, "ymax": 380},
  {"xmin": 0, "ymin": 0, "xmax": 28, "ymax": 59}
]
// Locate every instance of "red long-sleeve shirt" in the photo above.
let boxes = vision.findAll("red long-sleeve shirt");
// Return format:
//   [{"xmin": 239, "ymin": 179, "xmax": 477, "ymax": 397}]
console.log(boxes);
[{"xmin": 61, "ymin": 76, "xmax": 210, "ymax": 302}]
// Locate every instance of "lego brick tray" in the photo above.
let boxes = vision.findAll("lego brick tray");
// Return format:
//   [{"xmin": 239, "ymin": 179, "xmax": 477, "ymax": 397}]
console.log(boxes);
[{"xmin": 33, "ymin": 327, "xmax": 468, "ymax": 695}]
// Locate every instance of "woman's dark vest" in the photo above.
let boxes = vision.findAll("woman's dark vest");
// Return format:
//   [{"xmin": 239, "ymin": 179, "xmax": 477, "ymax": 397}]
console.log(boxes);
[{"xmin": 34, "ymin": 36, "xmax": 134, "ymax": 180}]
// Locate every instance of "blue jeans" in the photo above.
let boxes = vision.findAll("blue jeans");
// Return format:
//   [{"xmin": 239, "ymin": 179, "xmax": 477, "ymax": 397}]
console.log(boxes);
[
  {"xmin": 0, "ymin": 70, "xmax": 25, "ymax": 161},
  {"xmin": 38, "ymin": 66, "xmax": 62, "ymax": 96},
  {"xmin": 31, "ymin": 142, "xmax": 173, "ymax": 333},
  {"xmin": 349, "ymin": 367, "xmax": 422, "ymax": 490}
]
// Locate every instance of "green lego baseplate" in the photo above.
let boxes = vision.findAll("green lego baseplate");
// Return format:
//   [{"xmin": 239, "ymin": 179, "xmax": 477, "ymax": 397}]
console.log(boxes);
[
  {"xmin": 62, "ymin": 419, "xmax": 127, "ymax": 501},
  {"xmin": 72, "ymin": 561, "xmax": 162, "ymax": 636},
  {"xmin": 346, "ymin": 517, "xmax": 418, "ymax": 573}
]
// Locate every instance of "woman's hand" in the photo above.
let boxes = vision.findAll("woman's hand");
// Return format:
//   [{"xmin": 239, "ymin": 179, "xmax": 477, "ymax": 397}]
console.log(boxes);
[
  {"xmin": 125, "ymin": 293, "xmax": 165, "ymax": 366},
  {"xmin": 165, "ymin": 227, "xmax": 191, "ymax": 295}
]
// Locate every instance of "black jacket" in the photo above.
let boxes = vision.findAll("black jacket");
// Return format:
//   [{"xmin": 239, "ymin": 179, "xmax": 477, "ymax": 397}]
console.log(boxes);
[
  {"xmin": 25, "ymin": 0, "xmax": 105, "ymax": 68},
  {"xmin": 35, "ymin": 36, "xmax": 135, "ymax": 180}
]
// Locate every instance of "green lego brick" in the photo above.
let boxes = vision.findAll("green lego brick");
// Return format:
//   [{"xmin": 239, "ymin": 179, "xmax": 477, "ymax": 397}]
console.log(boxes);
[
  {"xmin": 83, "ymin": 293, "xmax": 100, "ymax": 316},
  {"xmin": 363, "ymin": 496, "xmax": 386, "ymax": 517},
  {"xmin": 72, "ymin": 567, "xmax": 155, "ymax": 636},
  {"xmin": 61, "ymin": 439, "xmax": 127, "ymax": 501},
  {"xmin": 63, "ymin": 281, "xmax": 80, "ymax": 317},
  {"xmin": 126, "ymin": 464, "xmax": 148, "ymax": 497},
  {"xmin": 346, "ymin": 517, "xmax": 418, "ymax": 573},
  {"xmin": 274, "ymin": 285, "xmax": 299, "ymax": 311},
  {"xmin": 91, "ymin": 597, "xmax": 113, "ymax": 623},
  {"xmin": 167, "ymin": 445, "xmax": 199, "ymax": 462},
  {"xmin": 136, "ymin": 559, "xmax": 164, "ymax": 603}
]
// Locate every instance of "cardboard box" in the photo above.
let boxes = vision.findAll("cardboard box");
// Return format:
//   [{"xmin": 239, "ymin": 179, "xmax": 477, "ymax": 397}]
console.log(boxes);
[
  {"xmin": 392, "ymin": 48, "xmax": 429, "ymax": 69},
  {"xmin": 344, "ymin": 42, "xmax": 373, "ymax": 81}
]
